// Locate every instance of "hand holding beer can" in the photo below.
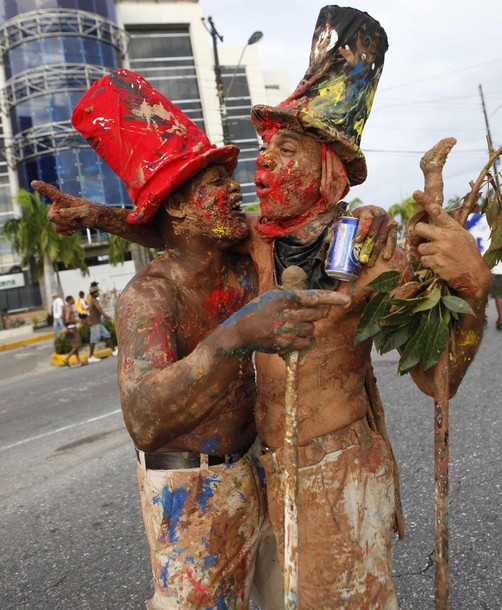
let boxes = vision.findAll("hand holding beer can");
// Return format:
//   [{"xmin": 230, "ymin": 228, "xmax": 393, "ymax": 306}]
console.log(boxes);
[{"xmin": 325, "ymin": 216, "xmax": 362, "ymax": 281}]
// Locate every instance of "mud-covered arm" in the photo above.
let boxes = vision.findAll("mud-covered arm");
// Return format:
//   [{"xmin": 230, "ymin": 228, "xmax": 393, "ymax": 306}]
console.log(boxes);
[
  {"xmin": 117, "ymin": 278, "xmax": 351, "ymax": 451},
  {"xmin": 31, "ymin": 180, "xmax": 164, "ymax": 249},
  {"xmin": 406, "ymin": 190, "xmax": 491, "ymax": 397}
]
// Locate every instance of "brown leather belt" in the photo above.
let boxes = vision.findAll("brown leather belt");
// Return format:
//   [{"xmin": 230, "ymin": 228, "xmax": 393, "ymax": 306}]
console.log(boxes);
[{"xmin": 135, "ymin": 448, "xmax": 244, "ymax": 470}]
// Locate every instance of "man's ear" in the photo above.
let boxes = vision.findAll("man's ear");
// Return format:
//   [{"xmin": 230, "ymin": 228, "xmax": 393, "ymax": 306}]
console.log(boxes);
[{"xmin": 163, "ymin": 193, "xmax": 186, "ymax": 219}]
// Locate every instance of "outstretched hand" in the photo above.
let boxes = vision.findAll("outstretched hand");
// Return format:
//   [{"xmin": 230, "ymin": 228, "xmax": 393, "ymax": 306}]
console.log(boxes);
[
  {"xmin": 411, "ymin": 190, "xmax": 491, "ymax": 300},
  {"xmin": 225, "ymin": 289, "xmax": 351, "ymax": 355},
  {"xmin": 352, "ymin": 205, "xmax": 398, "ymax": 266},
  {"xmin": 31, "ymin": 180, "xmax": 100, "ymax": 235}
]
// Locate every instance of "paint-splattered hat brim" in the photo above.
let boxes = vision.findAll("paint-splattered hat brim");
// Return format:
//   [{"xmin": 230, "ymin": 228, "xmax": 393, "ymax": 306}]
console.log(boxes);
[
  {"xmin": 251, "ymin": 104, "xmax": 367, "ymax": 186},
  {"xmin": 126, "ymin": 144, "xmax": 240, "ymax": 225}
]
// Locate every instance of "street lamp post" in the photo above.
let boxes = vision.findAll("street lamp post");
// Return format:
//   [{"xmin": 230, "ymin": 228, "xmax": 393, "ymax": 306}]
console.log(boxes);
[
  {"xmin": 204, "ymin": 17, "xmax": 263, "ymax": 145},
  {"xmin": 225, "ymin": 30, "xmax": 263, "ymax": 100},
  {"xmin": 206, "ymin": 16, "xmax": 231, "ymax": 145}
]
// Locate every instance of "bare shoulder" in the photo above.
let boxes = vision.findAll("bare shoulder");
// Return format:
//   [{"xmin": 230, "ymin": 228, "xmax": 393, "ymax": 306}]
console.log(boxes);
[{"xmin": 116, "ymin": 263, "xmax": 180, "ymax": 330}]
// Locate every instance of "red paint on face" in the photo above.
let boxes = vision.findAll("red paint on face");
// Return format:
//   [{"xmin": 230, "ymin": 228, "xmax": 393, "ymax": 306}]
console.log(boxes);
[
  {"xmin": 182, "ymin": 166, "xmax": 248, "ymax": 244},
  {"xmin": 255, "ymin": 128, "xmax": 323, "ymax": 222}
]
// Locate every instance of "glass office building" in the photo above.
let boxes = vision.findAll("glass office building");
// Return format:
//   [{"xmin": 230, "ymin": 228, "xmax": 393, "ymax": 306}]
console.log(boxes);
[
  {"xmin": 0, "ymin": 0, "xmax": 130, "ymax": 216},
  {"xmin": 0, "ymin": 0, "xmax": 272, "ymax": 302}
]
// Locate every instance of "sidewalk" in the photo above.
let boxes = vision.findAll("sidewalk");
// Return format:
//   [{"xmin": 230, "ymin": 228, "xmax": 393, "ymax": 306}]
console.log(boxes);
[
  {"xmin": 0, "ymin": 324, "xmax": 54, "ymax": 352},
  {"xmin": 0, "ymin": 324, "xmax": 115, "ymax": 367}
]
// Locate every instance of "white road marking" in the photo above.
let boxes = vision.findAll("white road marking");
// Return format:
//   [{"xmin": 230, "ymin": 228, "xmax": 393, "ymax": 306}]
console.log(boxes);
[{"xmin": 0, "ymin": 409, "xmax": 122, "ymax": 452}]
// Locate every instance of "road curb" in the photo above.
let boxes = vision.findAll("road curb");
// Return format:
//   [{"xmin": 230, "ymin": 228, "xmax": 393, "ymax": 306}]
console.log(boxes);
[
  {"xmin": 0, "ymin": 332, "xmax": 54, "ymax": 352},
  {"xmin": 51, "ymin": 348, "xmax": 114, "ymax": 366}
]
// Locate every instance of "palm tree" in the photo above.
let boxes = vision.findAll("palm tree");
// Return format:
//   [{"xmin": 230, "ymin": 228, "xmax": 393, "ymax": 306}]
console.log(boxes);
[
  {"xmin": 388, "ymin": 196, "xmax": 419, "ymax": 243},
  {"xmin": 3, "ymin": 189, "xmax": 88, "ymax": 309}
]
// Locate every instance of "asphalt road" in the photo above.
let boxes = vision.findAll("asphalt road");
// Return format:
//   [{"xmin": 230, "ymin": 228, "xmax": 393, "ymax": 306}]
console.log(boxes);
[{"xmin": 0, "ymin": 302, "xmax": 501, "ymax": 609}]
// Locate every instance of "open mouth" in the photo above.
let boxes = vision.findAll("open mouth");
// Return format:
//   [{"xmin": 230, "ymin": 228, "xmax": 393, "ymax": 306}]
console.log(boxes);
[{"xmin": 229, "ymin": 197, "xmax": 245, "ymax": 216}]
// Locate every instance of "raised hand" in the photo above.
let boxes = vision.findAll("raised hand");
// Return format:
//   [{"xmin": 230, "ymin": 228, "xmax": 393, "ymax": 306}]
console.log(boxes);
[{"xmin": 32, "ymin": 180, "xmax": 102, "ymax": 235}]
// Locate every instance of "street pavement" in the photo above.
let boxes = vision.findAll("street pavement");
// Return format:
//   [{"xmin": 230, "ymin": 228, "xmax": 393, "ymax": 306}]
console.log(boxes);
[{"xmin": 0, "ymin": 302, "xmax": 501, "ymax": 609}]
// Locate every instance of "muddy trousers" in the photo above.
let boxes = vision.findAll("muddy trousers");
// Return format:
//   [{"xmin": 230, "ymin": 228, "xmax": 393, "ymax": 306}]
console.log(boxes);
[
  {"xmin": 260, "ymin": 417, "xmax": 398, "ymax": 610},
  {"xmin": 137, "ymin": 445, "xmax": 284, "ymax": 610}
]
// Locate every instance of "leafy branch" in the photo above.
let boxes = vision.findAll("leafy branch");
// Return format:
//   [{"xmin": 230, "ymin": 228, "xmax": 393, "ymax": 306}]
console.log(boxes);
[{"xmin": 355, "ymin": 266, "xmax": 473, "ymax": 374}]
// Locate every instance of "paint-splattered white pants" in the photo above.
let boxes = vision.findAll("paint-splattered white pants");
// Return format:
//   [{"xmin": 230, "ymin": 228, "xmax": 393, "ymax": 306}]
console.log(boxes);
[
  {"xmin": 260, "ymin": 417, "xmax": 398, "ymax": 610},
  {"xmin": 137, "ymin": 441, "xmax": 283, "ymax": 610}
]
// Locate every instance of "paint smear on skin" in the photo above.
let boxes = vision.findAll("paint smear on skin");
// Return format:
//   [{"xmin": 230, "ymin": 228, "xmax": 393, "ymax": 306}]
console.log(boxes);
[
  {"xmin": 211, "ymin": 224, "xmax": 233, "ymax": 238},
  {"xmin": 144, "ymin": 314, "xmax": 177, "ymax": 367},
  {"xmin": 199, "ymin": 435, "xmax": 222, "ymax": 454},
  {"xmin": 154, "ymin": 485, "xmax": 189, "ymax": 543},
  {"xmin": 240, "ymin": 272, "xmax": 252, "ymax": 293},
  {"xmin": 202, "ymin": 287, "xmax": 242, "ymax": 325},
  {"xmin": 220, "ymin": 290, "xmax": 277, "ymax": 327},
  {"xmin": 458, "ymin": 329, "xmax": 479, "ymax": 347}
]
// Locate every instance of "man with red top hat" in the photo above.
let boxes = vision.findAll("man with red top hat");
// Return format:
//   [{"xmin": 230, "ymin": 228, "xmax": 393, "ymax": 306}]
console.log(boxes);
[{"xmin": 39, "ymin": 68, "xmax": 351, "ymax": 610}]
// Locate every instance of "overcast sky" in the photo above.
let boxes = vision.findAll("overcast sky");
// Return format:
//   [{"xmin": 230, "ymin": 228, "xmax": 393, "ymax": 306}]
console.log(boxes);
[{"xmin": 201, "ymin": 0, "xmax": 502, "ymax": 209}]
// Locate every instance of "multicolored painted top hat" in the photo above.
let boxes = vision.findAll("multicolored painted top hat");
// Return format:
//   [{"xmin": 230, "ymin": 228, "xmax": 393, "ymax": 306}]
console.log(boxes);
[
  {"xmin": 251, "ymin": 6, "xmax": 388, "ymax": 186},
  {"xmin": 72, "ymin": 69, "xmax": 239, "ymax": 224}
]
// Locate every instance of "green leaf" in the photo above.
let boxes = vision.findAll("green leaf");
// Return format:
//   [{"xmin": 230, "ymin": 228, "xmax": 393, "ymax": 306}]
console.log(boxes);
[
  {"xmin": 440, "ymin": 307, "xmax": 451, "ymax": 325},
  {"xmin": 378, "ymin": 308, "xmax": 414, "ymax": 327},
  {"xmin": 422, "ymin": 317, "xmax": 450, "ymax": 371},
  {"xmin": 398, "ymin": 318, "xmax": 431, "ymax": 374},
  {"xmin": 372, "ymin": 329, "xmax": 386, "ymax": 352},
  {"xmin": 379, "ymin": 325, "xmax": 410, "ymax": 354},
  {"xmin": 365, "ymin": 271, "xmax": 401, "ymax": 293},
  {"xmin": 354, "ymin": 292, "xmax": 391, "ymax": 344},
  {"xmin": 441, "ymin": 295, "xmax": 475, "ymax": 315},
  {"xmin": 483, "ymin": 247, "xmax": 502, "ymax": 269},
  {"xmin": 413, "ymin": 285, "xmax": 441, "ymax": 312},
  {"xmin": 391, "ymin": 293, "xmax": 429, "ymax": 307}
]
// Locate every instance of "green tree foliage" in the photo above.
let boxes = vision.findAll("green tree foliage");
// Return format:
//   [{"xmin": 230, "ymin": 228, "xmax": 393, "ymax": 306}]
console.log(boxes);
[
  {"xmin": 2, "ymin": 189, "xmax": 88, "ymax": 307},
  {"xmin": 479, "ymin": 187, "xmax": 502, "ymax": 269},
  {"xmin": 388, "ymin": 196, "xmax": 419, "ymax": 242},
  {"xmin": 108, "ymin": 234, "xmax": 131, "ymax": 266}
]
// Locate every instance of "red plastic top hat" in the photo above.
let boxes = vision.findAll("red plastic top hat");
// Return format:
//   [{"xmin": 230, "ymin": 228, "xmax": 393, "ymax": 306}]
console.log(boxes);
[
  {"xmin": 72, "ymin": 69, "xmax": 239, "ymax": 224},
  {"xmin": 252, "ymin": 6, "xmax": 388, "ymax": 186}
]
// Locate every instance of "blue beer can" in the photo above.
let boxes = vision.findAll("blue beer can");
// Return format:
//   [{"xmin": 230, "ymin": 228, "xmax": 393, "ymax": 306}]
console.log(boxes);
[{"xmin": 325, "ymin": 216, "xmax": 361, "ymax": 281}]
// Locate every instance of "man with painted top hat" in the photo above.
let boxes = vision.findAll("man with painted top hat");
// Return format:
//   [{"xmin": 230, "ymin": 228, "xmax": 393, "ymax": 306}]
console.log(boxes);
[
  {"xmin": 244, "ymin": 6, "xmax": 490, "ymax": 608},
  {"xmin": 61, "ymin": 68, "xmax": 353, "ymax": 609}
]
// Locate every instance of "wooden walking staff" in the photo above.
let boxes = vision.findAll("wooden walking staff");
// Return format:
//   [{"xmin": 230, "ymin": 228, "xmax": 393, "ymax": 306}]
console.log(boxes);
[
  {"xmin": 281, "ymin": 265, "xmax": 307, "ymax": 609},
  {"xmin": 407, "ymin": 137, "xmax": 457, "ymax": 610}
]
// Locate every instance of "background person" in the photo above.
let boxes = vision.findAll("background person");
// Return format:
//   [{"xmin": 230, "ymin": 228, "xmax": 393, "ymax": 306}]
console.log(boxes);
[
  {"xmin": 75, "ymin": 290, "xmax": 88, "ymax": 322},
  {"xmin": 52, "ymin": 292, "xmax": 65, "ymax": 339},
  {"xmin": 87, "ymin": 285, "xmax": 117, "ymax": 363},
  {"xmin": 62, "ymin": 295, "xmax": 84, "ymax": 368}
]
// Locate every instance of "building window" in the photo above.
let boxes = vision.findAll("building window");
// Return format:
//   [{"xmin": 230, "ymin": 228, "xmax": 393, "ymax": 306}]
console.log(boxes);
[{"xmin": 126, "ymin": 28, "xmax": 205, "ymax": 128}]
